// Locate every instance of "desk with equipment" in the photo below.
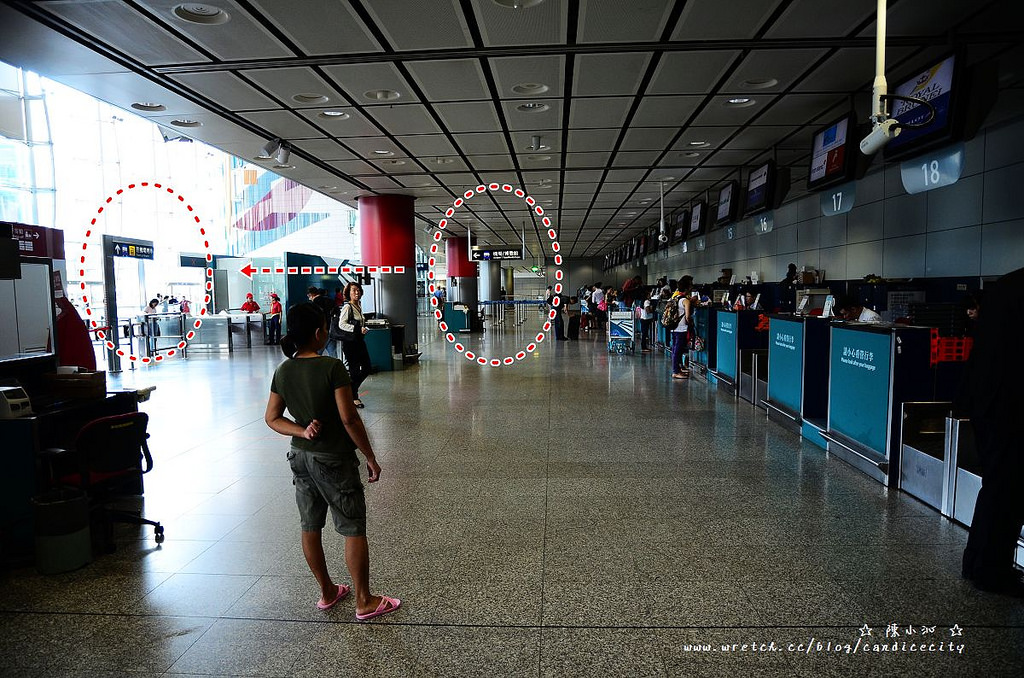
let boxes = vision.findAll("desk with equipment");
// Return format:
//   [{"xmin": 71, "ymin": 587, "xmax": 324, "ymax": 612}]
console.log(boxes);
[
  {"xmin": 364, "ymin": 318, "xmax": 406, "ymax": 372},
  {"xmin": 0, "ymin": 354, "xmax": 141, "ymax": 560}
]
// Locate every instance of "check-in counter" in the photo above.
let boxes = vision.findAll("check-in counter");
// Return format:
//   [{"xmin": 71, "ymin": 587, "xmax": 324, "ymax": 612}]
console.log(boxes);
[
  {"xmin": 765, "ymin": 315, "xmax": 831, "ymax": 445},
  {"xmin": 690, "ymin": 307, "xmax": 716, "ymax": 376},
  {"xmin": 710, "ymin": 310, "xmax": 767, "ymax": 396},
  {"xmin": 822, "ymin": 323, "xmax": 932, "ymax": 486},
  {"xmin": 364, "ymin": 322, "xmax": 406, "ymax": 372},
  {"xmin": 442, "ymin": 302, "xmax": 472, "ymax": 334}
]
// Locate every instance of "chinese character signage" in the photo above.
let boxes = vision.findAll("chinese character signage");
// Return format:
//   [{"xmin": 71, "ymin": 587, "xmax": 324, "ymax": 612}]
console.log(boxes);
[{"xmin": 471, "ymin": 247, "xmax": 523, "ymax": 261}]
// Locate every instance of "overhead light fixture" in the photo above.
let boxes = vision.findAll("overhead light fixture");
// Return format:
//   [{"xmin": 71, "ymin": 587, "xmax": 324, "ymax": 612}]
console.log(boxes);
[
  {"xmin": 525, "ymin": 155, "xmax": 552, "ymax": 162},
  {"xmin": 742, "ymin": 78, "xmax": 778, "ymax": 90},
  {"xmin": 131, "ymin": 102, "xmax": 166, "ymax": 112},
  {"xmin": 293, "ymin": 93, "xmax": 330, "ymax": 105},
  {"xmin": 512, "ymin": 82, "xmax": 550, "ymax": 95},
  {"xmin": 493, "ymin": 0, "xmax": 547, "ymax": 8},
  {"xmin": 363, "ymin": 89, "xmax": 400, "ymax": 102},
  {"xmin": 318, "ymin": 110, "xmax": 350, "ymax": 120},
  {"xmin": 318, "ymin": 185, "xmax": 337, "ymax": 191},
  {"xmin": 379, "ymin": 159, "xmax": 406, "ymax": 166},
  {"xmin": 273, "ymin": 164, "xmax": 294, "ymax": 170},
  {"xmin": 170, "ymin": 118, "xmax": 202, "ymax": 127},
  {"xmin": 684, "ymin": 151, "xmax": 701, "ymax": 158},
  {"xmin": 725, "ymin": 97, "xmax": 756, "ymax": 108},
  {"xmin": 372, "ymin": 149, "xmax": 394, "ymax": 156},
  {"xmin": 516, "ymin": 102, "xmax": 550, "ymax": 113},
  {"xmin": 172, "ymin": 4, "xmax": 230, "ymax": 24},
  {"xmin": 433, "ymin": 157, "xmax": 454, "ymax": 165}
]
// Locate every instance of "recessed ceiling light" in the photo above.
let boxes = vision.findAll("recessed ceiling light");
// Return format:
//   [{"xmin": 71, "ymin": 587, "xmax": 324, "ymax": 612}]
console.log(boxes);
[
  {"xmin": 273, "ymin": 164, "xmax": 294, "ymax": 170},
  {"xmin": 318, "ymin": 110, "xmax": 350, "ymax": 120},
  {"xmin": 293, "ymin": 93, "xmax": 329, "ymax": 105},
  {"xmin": 172, "ymin": 4, "xmax": 230, "ymax": 24},
  {"xmin": 254, "ymin": 155, "xmax": 272, "ymax": 161},
  {"xmin": 524, "ymin": 142, "xmax": 551, "ymax": 151},
  {"xmin": 131, "ymin": 102, "xmax": 165, "ymax": 112},
  {"xmin": 318, "ymin": 185, "xmax": 337, "ymax": 191},
  {"xmin": 742, "ymin": 78, "xmax": 778, "ymax": 90},
  {"xmin": 379, "ymin": 159, "xmax": 406, "ymax": 166},
  {"xmin": 725, "ymin": 97, "xmax": 755, "ymax": 107},
  {"xmin": 516, "ymin": 102, "xmax": 550, "ymax": 113},
  {"xmin": 363, "ymin": 89, "xmax": 400, "ymax": 102},
  {"xmin": 493, "ymin": 0, "xmax": 547, "ymax": 7},
  {"xmin": 684, "ymin": 151, "xmax": 701, "ymax": 158},
  {"xmin": 512, "ymin": 82, "xmax": 550, "ymax": 95},
  {"xmin": 433, "ymin": 158, "xmax": 454, "ymax": 165},
  {"xmin": 328, "ymin": 189, "xmax": 348, "ymax": 195},
  {"xmin": 170, "ymin": 119, "xmax": 202, "ymax": 127},
  {"xmin": 659, "ymin": 176, "xmax": 676, "ymax": 181},
  {"xmin": 688, "ymin": 141, "xmax": 709, "ymax": 147},
  {"xmin": 526, "ymin": 155, "xmax": 552, "ymax": 161},
  {"xmin": 372, "ymin": 149, "xmax": 394, "ymax": 156}
]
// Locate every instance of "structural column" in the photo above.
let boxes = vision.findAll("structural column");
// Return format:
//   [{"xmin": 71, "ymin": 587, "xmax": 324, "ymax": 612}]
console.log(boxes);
[
  {"xmin": 504, "ymin": 266, "xmax": 515, "ymax": 299},
  {"xmin": 445, "ymin": 236, "xmax": 478, "ymax": 308},
  {"xmin": 358, "ymin": 195, "xmax": 417, "ymax": 352},
  {"xmin": 479, "ymin": 260, "xmax": 502, "ymax": 317}
]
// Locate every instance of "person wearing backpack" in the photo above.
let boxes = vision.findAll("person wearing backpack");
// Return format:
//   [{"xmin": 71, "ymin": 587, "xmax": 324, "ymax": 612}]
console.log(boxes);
[{"xmin": 667, "ymin": 276, "xmax": 693, "ymax": 379}]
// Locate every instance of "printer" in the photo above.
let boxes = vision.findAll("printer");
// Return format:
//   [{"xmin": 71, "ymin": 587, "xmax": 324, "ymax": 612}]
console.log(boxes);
[{"xmin": 0, "ymin": 385, "xmax": 33, "ymax": 419}]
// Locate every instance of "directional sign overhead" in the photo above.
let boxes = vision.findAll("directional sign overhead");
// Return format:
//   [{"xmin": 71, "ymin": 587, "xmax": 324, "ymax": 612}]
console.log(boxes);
[
  {"xmin": 110, "ymin": 240, "xmax": 154, "ymax": 260},
  {"xmin": 471, "ymin": 247, "xmax": 523, "ymax": 261}
]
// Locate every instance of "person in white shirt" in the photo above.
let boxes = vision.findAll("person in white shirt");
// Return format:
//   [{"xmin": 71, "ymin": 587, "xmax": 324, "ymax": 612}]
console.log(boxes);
[
  {"xmin": 839, "ymin": 296, "xmax": 882, "ymax": 322},
  {"xmin": 671, "ymin": 276, "xmax": 693, "ymax": 379}
]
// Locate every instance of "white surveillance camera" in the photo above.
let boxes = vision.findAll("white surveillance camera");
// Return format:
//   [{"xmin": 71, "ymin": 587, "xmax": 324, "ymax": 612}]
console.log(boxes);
[
  {"xmin": 658, "ymin": 233, "xmax": 669, "ymax": 244},
  {"xmin": 859, "ymin": 119, "xmax": 900, "ymax": 156}
]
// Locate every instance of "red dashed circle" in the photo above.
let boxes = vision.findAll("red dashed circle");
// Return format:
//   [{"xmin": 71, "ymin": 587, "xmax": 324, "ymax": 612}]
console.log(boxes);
[
  {"xmin": 428, "ymin": 182, "xmax": 561, "ymax": 366},
  {"xmin": 81, "ymin": 182, "xmax": 210, "ymax": 366}
]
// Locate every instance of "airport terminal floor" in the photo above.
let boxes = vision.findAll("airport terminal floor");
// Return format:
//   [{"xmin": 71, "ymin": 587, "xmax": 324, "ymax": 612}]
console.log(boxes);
[{"xmin": 1, "ymin": 321, "xmax": 1023, "ymax": 677}]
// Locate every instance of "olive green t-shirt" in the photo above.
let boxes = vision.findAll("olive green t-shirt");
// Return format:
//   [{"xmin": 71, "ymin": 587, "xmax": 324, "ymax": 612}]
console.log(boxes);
[{"xmin": 270, "ymin": 356, "xmax": 356, "ymax": 457}]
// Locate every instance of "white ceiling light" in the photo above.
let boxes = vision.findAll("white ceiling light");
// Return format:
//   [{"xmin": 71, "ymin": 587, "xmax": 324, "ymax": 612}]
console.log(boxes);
[
  {"xmin": 725, "ymin": 97, "xmax": 756, "ymax": 108},
  {"xmin": 688, "ymin": 141, "xmax": 709, "ymax": 147},
  {"xmin": 364, "ymin": 89, "xmax": 400, "ymax": 101},
  {"xmin": 512, "ymin": 82, "xmax": 549, "ymax": 95},
  {"xmin": 492, "ymin": 0, "xmax": 547, "ymax": 7},
  {"xmin": 433, "ymin": 158, "xmax": 454, "ymax": 165},
  {"xmin": 318, "ymin": 185, "xmax": 338, "ymax": 191},
  {"xmin": 525, "ymin": 155, "xmax": 552, "ymax": 162},
  {"xmin": 131, "ymin": 102, "xmax": 165, "ymax": 112},
  {"xmin": 272, "ymin": 164, "xmax": 294, "ymax": 170},
  {"xmin": 742, "ymin": 78, "xmax": 778, "ymax": 90},
  {"xmin": 516, "ymin": 102, "xmax": 550, "ymax": 113},
  {"xmin": 684, "ymin": 151, "xmax": 701, "ymax": 158},
  {"xmin": 292, "ymin": 93, "xmax": 330, "ymax": 105},
  {"xmin": 379, "ymin": 159, "xmax": 406, "ymax": 166},
  {"xmin": 318, "ymin": 110, "xmax": 350, "ymax": 120},
  {"xmin": 172, "ymin": 4, "xmax": 230, "ymax": 24},
  {"xmin": 170, "ymin": 119, "xmax": 202, "ymax": 127},
  {"xmin": 372, "ymin": 149, "xmax": 394, "ymax": 156}
]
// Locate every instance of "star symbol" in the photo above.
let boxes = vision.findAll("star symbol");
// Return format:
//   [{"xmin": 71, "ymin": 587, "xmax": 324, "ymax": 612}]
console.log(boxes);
[
  {"xmin": 859, "ymin": 624, "xmax": 873, "ymax": 637},
  {"xmin": 949, "ymin": 624, "xmax": 963, "ymax": 637}
]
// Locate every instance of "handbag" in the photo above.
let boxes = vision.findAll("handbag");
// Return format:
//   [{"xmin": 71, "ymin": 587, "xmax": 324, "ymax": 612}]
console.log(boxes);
[
  {"xmin": 332, "ymin": 304, "xmax": 358, "ymax": 341},
  {"xmin": 691, "ymin": 334, "xmax": 706, "ymax": 352}
]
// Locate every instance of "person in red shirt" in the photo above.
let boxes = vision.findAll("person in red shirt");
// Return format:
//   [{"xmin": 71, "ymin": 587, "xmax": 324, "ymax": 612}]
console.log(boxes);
[
  {"xmin": 241, "ymin": 292, "xmax": 261, "ymax": 313},
  {"xmin": 267, "ymin": 293, "xmax": 282, "ymax": 345}
]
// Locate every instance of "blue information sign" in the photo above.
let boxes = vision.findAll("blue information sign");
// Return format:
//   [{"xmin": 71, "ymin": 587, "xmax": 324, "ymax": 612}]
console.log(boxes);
[
  {"xmin": 828, "ymin": 327, "xmax": 892, "ymax": 455},
  {"xmin": 717, "ymin": 312, "xmax": 738, "ymax": 379},
  {"xmin": 768, "ymin": 318, "xmax": 803, "ymax": 415}
]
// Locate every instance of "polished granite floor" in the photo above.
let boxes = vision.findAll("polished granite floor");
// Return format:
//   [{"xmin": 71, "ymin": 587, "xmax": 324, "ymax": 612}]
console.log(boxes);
[{"xmin": 1, "ymin": 318, "xmax": 1022, "ymax": 677}]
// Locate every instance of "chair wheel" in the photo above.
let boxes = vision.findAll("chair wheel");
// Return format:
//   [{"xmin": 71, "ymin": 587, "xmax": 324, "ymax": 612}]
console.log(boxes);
[{"xmin": 155, "ymin": 525, "xmax": 165, "ymax": 543}]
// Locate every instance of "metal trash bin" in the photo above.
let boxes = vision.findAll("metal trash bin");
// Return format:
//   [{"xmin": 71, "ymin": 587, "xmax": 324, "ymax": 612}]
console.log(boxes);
[{"xmin": 32, "ymin": 488, "xmax": 91, "ymax": 574}]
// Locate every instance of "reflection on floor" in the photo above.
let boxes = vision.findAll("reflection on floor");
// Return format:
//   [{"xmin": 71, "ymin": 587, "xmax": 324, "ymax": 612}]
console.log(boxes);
[{"xmin": 1, "ymin": 323, "xmax": 1022, "ymax": 677}]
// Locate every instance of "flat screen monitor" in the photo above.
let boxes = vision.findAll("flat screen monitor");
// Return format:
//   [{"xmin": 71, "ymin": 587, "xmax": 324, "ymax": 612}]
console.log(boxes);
[
  {"xmin": 689, "ymin": 202, "xmax": 706, "ymax": 237},
  {"xmin": 884, "ymin": 53, "xmax": 959, "ymax": 161},
  {"xmin": 807, "ymin": 113, "xmax": 855, "ymax": 191},
  {"xmin": 671, "ymin": 210, "xmax": 688, "ymax": 243},
  {"xmin": 744, "ymin": 162, "xmax": 774, "ymax": 216},
  {"xmin": 715, "ymin": 181, "xmax": 738, "ymax": 226}
]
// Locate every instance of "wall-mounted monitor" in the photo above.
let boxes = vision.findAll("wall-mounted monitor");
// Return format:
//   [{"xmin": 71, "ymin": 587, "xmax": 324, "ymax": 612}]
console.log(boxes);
[
  {"xmin": 714, "ymin": 181, "xmax": 738, "ymax": 226},
  {"xmin": 744, "ymin": 162, "xmax": 774, "ymax": 216},
  {"xmin": 689, "ymin": 202, "xmax": 707, "ymax": 238},
  {"xmin": 671, "ymin": 210, "xmax": 688, "ymax": 244},
  {"xmin": 883, "ymin": 53, "xmax": 960, "ymax": 162},
  {"xmin": 807, "ymin": 113, "xmax": 856, "ymax": 191}
]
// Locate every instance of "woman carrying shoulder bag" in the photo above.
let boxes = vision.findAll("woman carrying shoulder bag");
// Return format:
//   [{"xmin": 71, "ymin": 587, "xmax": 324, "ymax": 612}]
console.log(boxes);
[{"xmin": 337, "ymin": 282, "xmax": 372, "ymax": 408}]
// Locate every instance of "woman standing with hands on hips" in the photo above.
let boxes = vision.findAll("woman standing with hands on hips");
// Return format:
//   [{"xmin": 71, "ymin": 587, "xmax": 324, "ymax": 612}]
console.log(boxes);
[
  {"xmin": 337, "ymin": 282, "xmax": 372, "ymax": 409},
  {"xmin": 264, "ymin": 302, "xmax": 400, "ymax": 620}
]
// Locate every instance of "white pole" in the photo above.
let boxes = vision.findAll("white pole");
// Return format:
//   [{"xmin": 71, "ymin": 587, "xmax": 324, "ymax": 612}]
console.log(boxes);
[{"xmin": 871, "ymin": 0, "xmax": 888, "ymax": 123}]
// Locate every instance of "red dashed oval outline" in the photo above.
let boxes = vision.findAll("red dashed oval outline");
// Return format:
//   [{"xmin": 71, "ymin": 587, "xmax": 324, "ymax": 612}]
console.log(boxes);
[
  {"xmin": 428, "ymin": 182, "xmax": 561, "ymax": 367},
  {"xmin": 80, "ymin": 182, "xmax": 211, "ymax": 366}
]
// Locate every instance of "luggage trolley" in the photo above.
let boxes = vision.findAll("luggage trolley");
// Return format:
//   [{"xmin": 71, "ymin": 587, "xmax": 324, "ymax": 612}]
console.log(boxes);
[{"xmin": 607, "ymin": 310, "xmax": 636, "ymax": 353}]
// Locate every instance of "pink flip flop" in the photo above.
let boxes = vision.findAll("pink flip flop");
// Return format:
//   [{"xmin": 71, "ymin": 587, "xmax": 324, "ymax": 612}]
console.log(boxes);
[
  {"xmin": 355, "ymin": 595, "xmax": 401, "ymax": 621},
  {"xmin": 316, "ymin": 583, "xmax": 351, "ymax": 611}
]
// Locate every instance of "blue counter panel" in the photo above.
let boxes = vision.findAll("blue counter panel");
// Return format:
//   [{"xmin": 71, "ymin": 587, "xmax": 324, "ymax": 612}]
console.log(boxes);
[
  {"xmin": 828, "ymin": 327, "xmax": 892, "ymax": 456},
  {"xmin": 716, "ymin": 312, "xmax": 738, "ymax": 380},
  {"xmin": 802, "ymin": 420, "xmax": 828, "ymax": 450},
  {"xmin": 768, "ymin": 317, "xmax": 803, "ymax": 415}
]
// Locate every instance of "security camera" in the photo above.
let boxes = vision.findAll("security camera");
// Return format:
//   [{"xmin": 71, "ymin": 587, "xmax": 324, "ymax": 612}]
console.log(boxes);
[
  {"xmin": 859, "ymin": 119, "xmax": 900, "ymax": 156},
  {"xmin": 658, "ymin": 233, "xmax": 669, "ymax": 243}
]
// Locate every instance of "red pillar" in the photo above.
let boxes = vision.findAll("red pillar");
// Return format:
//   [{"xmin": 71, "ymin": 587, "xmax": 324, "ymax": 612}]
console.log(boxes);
[
  {"xmin": 445, "ymin": 236, "xmax": 477, "ymax": 278},
  {"xmin": 359, "ymin": 195, "xmax": 415, "ymax": 267}
]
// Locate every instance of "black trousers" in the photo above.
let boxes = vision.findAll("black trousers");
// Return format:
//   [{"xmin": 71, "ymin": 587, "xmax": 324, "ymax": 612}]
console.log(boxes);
[
  {"xmin": 341, "ymin": 339, "xmax": 371, "ymax": 395},
  {"xmin": 963, "ymin": 416, "xmax": 1024, "ymax": 583}
]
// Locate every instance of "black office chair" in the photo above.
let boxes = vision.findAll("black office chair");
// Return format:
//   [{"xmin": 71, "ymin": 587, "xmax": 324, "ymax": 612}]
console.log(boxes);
[{"xmin": 44, "ymin": 411, "xmax": 164, "ymax": 550}]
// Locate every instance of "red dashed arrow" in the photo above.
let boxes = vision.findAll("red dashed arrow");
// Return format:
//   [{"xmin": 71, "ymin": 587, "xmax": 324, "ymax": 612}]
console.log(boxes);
[{"xmin": 239, "ymin": 262, "xmax": 406, "ymax": 280}]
